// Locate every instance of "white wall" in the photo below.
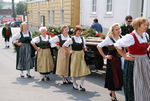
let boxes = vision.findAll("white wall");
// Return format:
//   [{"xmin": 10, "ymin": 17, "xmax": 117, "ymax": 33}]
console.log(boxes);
[
  {"xmin": 143, "ymin": 0, "xmax": 150, "ymax": 21},
  {"xmin": 80, "ymin": 0, "xmax": 130, "ymax": 34},
  {"xmin": 129, "ymin": 0, "xmax": 142, "ymax": 19},
  {"xmin": 80, "ymin": 0, "xmax": 150, "ymax": 34}
]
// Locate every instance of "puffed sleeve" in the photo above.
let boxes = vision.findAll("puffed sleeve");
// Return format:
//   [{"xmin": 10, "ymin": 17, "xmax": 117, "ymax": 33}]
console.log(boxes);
[
  {"xmin": 49, "ymin": 36, "xmax": 59, "ymax": 43},
  {"xmin": 31, "ymin": 36, "xmax": 40, "ymax": 44},
  {"xmin": 97, "ymin": 36, "xmax": 112, "ymax": 48},
  {"xmin": 114, "ymin": 34, "xmax": 135, "ymax": 49},
  {"xmin": 12, "ymin": 33, "xmax": 21, "ymax": 44},
  {"xmin": 63, "ymin": 38, "xmax": 73, "ymax": 47}
]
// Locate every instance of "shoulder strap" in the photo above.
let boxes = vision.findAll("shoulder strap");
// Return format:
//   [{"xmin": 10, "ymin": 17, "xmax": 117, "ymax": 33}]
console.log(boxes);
[
  {"xmin": 119, "ymin": 35, "xmax": 122, "ymax": 38},
  {"xmin": 28, "ymin": 31, "xmax": 31, "ymax": 37},
  {"xmin": 109, "ymin": 37, "xmax": 115, "ymax": 43},
  {"xmin": 71, "ymin": 37, "xmax": 75, "ymax": 44},
  {"xmin": 39, "ymin": 36, "xmax": 42, "ymax": 42},
  {"xmin": 20, "ymin": 32, "xmax": 23, "ymax": 37},
  {"xmin": 58, "ymin": 35, "xmax": 61, "ymax": 42}
]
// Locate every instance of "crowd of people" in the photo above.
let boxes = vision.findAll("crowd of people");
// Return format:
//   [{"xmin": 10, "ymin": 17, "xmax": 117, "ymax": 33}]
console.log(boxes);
[{"xmin": 1, "ymin": 16, "xmax": 150, "ymax": 101}]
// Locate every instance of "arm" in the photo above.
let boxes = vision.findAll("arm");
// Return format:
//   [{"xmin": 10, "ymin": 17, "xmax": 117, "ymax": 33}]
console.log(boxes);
[
  {"xmin": 2, "ymin": 27, "xmax": 5, "ymax": 37},
  {"xmin": 97, "ymin": 46, "xmax": 112, "ymax": 59},
  {"xmin": 114, "ymin": 34, "xmax": 135, "ymax": 61},
  {"xmin": 31, "ymin": 37, "xmax": 40, "ymax": 51},
  {"xmin": 82, "ymin": 37, "xmax": 87, "ymax": 51},
  {"xmin": 115, "ymin": 47, "xmax": 135, "ymax": 61},
  {"xmin": 97, "ymin": 37, "xmax": 113, "ymax": 59},
  {"xmin": 100, "ymin": 24, "xmax": 103, "ymax": 33},
  {"xmin": 12, "ymin": 33, "xmax": 22, "ymax": 46},
  {"xmin": 63, "ymin": 38, "xmax": 73, "ymax": 54}
]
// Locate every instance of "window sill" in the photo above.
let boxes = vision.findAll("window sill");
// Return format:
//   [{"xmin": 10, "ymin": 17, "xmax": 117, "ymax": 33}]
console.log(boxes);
[{"xmin": 104, "ymin": 12, "xmax": 113, "ymax": 18}]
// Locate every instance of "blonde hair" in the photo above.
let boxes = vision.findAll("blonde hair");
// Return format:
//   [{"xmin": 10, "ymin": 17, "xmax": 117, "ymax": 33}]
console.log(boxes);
[
  {"xmin": 20, "ymin": 22, "xmax": 26, "ymax": 31},
  {"xmin": 107, "ymin": 23, "xmax": 120, "ymax": 37},
  {"xmin": 132, "ymin": 17, "xmax": 148, "ymax": 30}
]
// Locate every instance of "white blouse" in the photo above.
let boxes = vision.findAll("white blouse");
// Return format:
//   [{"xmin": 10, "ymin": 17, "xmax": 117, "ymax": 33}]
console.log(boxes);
[
  {"xmin": 63, "ymin": 36, "xmax": 87, "ymax": 48},
  {"xmin": 97, "ymin": 35, "xmax": 121, "ymax": 48},
  {"xmin": 12, "ymin": 31, "xmax": 32, "ymax": 43},
  {"xmin": 31, "ymin": 35, "xmax": 56, "ymax": 47},
  {"xmin": 50, "ymin": 34, "xmax": 70, "ymax": 43},
  {"xmin": 114, "ymin": 30, "xmax": 149, "ymax": 49},
  {"xmin": 31, "ymin": 35, "xmax": 49, "ymax": 44}
]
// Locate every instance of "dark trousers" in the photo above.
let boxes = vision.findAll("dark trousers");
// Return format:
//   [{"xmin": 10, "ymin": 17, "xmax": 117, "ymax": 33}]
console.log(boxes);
[{"xmin": 4, "ymin": 37, "xmax": 10, "ymax": 42}]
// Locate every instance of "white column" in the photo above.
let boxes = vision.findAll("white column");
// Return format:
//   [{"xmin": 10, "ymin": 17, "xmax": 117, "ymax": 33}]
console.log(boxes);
[{"xmin": 143, "ymin": 0, "xmax": 148, "ymax": 17}]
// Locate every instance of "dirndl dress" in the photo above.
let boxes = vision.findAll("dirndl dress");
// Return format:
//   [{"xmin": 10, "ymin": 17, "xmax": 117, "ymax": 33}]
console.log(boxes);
[{"xmin": 16, "ymin": 32, "xmax": 34, "ymax": 70}]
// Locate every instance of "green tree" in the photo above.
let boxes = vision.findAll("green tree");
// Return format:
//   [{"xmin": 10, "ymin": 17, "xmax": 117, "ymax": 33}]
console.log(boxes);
[{"xmin": 16, "ymin": 2, "xmax": 26, "ymax": 15}]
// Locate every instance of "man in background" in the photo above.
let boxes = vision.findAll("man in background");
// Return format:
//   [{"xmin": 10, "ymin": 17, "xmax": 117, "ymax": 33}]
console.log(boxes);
[
  {"xmin": 91, "ymin": 18, "xmax": 103, "ymax": 33},
  {"xmin": 120, "ymin": 15, "xmax": 134, "ymax": 36}
]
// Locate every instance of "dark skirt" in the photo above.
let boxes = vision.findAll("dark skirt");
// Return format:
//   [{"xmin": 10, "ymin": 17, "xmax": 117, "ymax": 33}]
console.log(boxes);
[
  {"xmin": 105, "ymin": 56, "xmax": 123, "ymax": 91},
  {"xmin": 16, "ymin": 43, "xmax": 34, "ymax": 70},
  {"xmin": 123, "ymin": 60, "xmax": 134, "ymax": 101}
]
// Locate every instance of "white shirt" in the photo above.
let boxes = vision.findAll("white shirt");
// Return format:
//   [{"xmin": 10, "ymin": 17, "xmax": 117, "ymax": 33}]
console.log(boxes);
[
  {"xmin": 49, "ymin": 34, "xmax": 70, "ymax": 47},
  {"xmin": 114, "ymin": 30, "xmax": 149, "ymax": 49},
  {"xmin": 97, "ymin": 35, "xmax": 121, "ymax": 48},
  {"xmin": 63, "ymin": 36, "xmax": 87, "ymax": 48},
  {"xmin": 12, "ymin": 31, "xmax": 32, "ymax": 43},
  {"xmin": 50, "ymin": 34, "xmax": 70, "ymax": 43},
  {"xmin": 31, "ymin": 35, "xmax": 56, "ymax": 47}
]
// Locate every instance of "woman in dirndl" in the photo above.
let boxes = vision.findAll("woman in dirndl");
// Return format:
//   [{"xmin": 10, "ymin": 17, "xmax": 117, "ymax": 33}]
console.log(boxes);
[
  {"xmin": 63, "ymin": 26, "xmax": 91, "ymax": 91},
  {"xmin": 114, "ymin": 17, "xmax": 150, "ymax": 101},
  {"xmin": 97, "ymin": 23, "xmax": 123, "ymax": 101},
  {"xmin": 31, "ymin": 27, "xmax": 54, "ymax": 81},
  {"xmin": 12, "ymin": 22, "xmax": 34, "ymax": 78},
  {"xmin": 50, "ymin": 25, "xmax": 71, "ymax": 84}
]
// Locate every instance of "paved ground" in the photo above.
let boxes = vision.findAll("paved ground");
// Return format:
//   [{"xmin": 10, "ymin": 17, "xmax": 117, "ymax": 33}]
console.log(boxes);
[{"xmin": 0, "ymin": 27, "xmax": 125, "ymax": 101}]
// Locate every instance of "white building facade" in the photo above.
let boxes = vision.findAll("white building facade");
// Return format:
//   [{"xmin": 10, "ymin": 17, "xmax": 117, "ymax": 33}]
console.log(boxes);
[{"xmin": 80, "ymin": 0, "xmax": 150, "ymax": 33}]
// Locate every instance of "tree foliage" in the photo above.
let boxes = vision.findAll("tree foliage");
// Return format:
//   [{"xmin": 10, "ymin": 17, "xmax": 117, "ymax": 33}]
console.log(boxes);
[{"xmin": 16, "ymin": 2, "xmax": 27, "ymax": 15}]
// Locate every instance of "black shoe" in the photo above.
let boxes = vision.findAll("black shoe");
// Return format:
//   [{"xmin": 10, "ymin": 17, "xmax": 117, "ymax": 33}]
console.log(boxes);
[
  {"xmin": 110, "ymin": 93, "xmax": 112, "ymax": 97},
  {"xmin": 46, "ymin": 77, "xmax": 50, "ymax": 81},
  {"xmin": 73, "ymin": 85, "xmax": 78, "ymax": 90},
  {"xmin": 67, "ymin": 81, "xmax": 73, "ymax": 84},
  {"xmin": 41, "ymin": 78, "xmax": 45, "ymax": 81},
  {"xmin": 79, "ymin": 85, "xmax": 86, "ymax": 91},
  {"xmin": 20, "ymin": 75, "xmax": 24, "ymax": 78},
  {"xmin": 62, "ymin": 81, "xmax": 67, "ymax": 84},
  {"xmin": 66, "ymin": 79, "xmax": 72, "ymax": 84},
  {"xmin": 7, "ymin": 46, "xmax": 9, "ymax": 48},
  {"xmin": 26, "ymin": 74, "xmax": 32, "ymax": 78}
]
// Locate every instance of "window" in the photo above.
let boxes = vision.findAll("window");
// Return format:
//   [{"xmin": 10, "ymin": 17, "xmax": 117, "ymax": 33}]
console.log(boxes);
[
  {"xmin": 41, "ymin": 16, "xmax": 45, "ymax": 26},
  {"xmin": 48, "ymin": 10, "xmax": 50, "ymax": 25},
  {"xmin": 38, "ymin": 12, "xmax": 40, "ymax": 25},
  {"xmin": 106, "ymin": 0, "xmax": 112, "ymax": 13},
  {"xmin": 60, "ymin": 9, "xmax": 64, "ymax": 25},
  {"xmin": 29, "ymin": 11, "xmax": 33, "ymax": 23},
  {"xmin": 52, "ymin": 10, "xmax": 55, "ymax": 25},
  {"xmin": 92, "ymin": 0, "xmax": 97, "ymax": 13}
]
